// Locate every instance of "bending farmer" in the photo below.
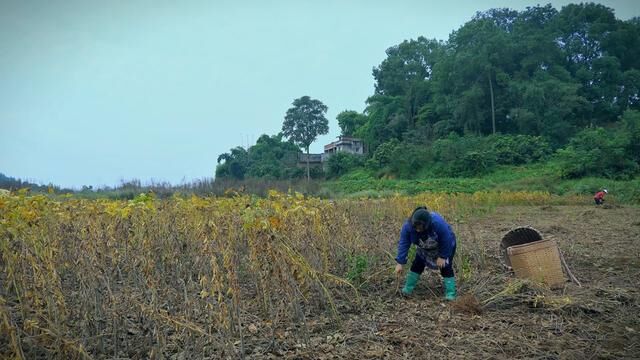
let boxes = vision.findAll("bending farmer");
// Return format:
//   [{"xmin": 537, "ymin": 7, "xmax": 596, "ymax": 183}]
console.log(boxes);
[
  {"xmin": 395, "ymin": 206, "xmax": 457, "ymax": 300},
  {"xmin": 594, "ymin": 189, "xmax": 608, "ymax": 205}
]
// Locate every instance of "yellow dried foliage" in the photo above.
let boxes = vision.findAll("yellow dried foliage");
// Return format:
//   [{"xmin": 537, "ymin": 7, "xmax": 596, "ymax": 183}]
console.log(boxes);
[{"xmin": 0, "ymin": 190, "xmax": 562, "ymax": 357}]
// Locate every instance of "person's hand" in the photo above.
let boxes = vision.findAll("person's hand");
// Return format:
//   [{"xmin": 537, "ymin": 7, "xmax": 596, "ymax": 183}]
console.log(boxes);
[
  {"xmin": 395, "ymin": 264, "xmax": 404, "ymax": 274},
  {"xmin": 436, "ymin": 257, "xmax": 447, "ymax": 269}
]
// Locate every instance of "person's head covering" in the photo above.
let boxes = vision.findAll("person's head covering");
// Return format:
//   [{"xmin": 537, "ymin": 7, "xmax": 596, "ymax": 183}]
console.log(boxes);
[
  {"xmin": 604, "ymin": 189, "xmax": 608, "ymax": 193},
  {"xmin": 411, "ymin": 207, "xmax": 432, "ymax": 229}
]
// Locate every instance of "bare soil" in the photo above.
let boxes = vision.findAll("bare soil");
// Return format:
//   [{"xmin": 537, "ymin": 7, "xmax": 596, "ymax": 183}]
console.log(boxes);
[{"xmin": 250, "ymin": 205, "xmax": 640, "ymax": 359}]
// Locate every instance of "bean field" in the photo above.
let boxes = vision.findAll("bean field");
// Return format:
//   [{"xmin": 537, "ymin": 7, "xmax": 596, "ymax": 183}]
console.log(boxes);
[{"xmin": 1, "ymin": 191, "xmax": 638, "ymax": 359}]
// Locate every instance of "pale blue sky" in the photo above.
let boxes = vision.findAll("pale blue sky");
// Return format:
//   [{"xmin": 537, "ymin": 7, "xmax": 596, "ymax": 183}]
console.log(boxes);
[{"xmin": 1, "ymin": 0, "xmax": 638, "ymax": 188}]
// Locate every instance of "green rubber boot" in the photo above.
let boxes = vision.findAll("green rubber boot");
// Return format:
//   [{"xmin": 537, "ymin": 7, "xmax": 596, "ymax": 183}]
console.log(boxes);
[
  {"xmin": 443, "ymin": 277, "xmax": 457, "ymax": 301},
  {"xmin": 402, "ymin": 271, "xmax": 421, "ymax": 295}
]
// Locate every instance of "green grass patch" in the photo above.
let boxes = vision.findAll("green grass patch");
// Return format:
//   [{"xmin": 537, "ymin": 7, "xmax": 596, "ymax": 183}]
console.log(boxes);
[{"xmin": 324, "ymin": 163, "xmax": 640, "ymax": 204}]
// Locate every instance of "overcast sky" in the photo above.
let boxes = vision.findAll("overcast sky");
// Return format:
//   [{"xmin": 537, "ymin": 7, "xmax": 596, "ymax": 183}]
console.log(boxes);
[{"xmin": 1, "ymin": 0, "xmax": 638, "ymax": 188}]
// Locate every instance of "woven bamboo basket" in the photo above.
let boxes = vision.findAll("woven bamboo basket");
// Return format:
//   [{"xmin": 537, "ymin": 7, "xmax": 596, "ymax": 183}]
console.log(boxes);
[
  {"xmin": 507, "ymin": 239, "xmax": 565, "ymax": 289},
  {"xmin": 500, "ymin": 227, "xmax": 544, "ymax": 268}
]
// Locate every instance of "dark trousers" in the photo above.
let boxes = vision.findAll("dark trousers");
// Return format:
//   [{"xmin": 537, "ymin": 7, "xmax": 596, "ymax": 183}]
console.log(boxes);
[
  {"xmin": 595, "ymin": 198, "xmax": 603, "ymax": 205},
  {"xmin": 410, "ymin": 246, "xmax": 456, "ymax": 278}
]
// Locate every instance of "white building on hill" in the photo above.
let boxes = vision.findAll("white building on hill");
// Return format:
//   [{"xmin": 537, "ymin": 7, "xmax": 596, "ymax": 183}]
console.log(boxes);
[
  {"xmin": 297, "ymin": 136, "xmax": 365, "ymax": 166},
  {"xmin": 321, "ymin": 136, "xmax": 365, "ymax": 161}
]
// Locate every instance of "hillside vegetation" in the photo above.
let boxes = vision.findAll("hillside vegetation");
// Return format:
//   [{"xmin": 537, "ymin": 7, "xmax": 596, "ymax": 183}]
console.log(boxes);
[{"xmin": 215, "ymin": 3, "xmax": 640, "ymax": 188}]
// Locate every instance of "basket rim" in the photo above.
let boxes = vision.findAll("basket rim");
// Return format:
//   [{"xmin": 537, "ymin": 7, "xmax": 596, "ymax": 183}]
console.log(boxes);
[
  {"xmin": 507, "ymin": 238, "xmax": 557, "ymax": 254},
  {"xmin": 500, "ymin": 226, "xmax": 545, "ymax": 267}
]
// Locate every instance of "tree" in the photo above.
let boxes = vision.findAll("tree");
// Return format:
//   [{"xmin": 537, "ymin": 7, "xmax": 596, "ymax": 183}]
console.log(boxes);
[
  {"xmin": 506, "ymin": 70, "xmax": 590, "ymax": 146},
  {"xmin": 246, "ymin": 134, "xmax": 301, "ymax": 179},
  {"xmin": 336, "ymin": 110, "xmax": 367, "ymax": 137},
  {"xmin": 215, "ymin": 146, "xmax": 249, "ymax": 180},
  {"xmin": 554, "ymin": 3, "xmax": 617, "ymax": 71},
  {"xmin": 511, "ymin": 5, "xmax": 562, "ymax": 79},
  {"xmin": 358, "ymin": 95, "xmax": 406, "ymax": 151},
  {"xmin": 372, "ymin": 37, "xmax": 443, "ymax": 134},
  {"xmin": 215, "ymin": 134, "xmax": 303, "ymax": 181},
  {"xmin": 435, "ymin": 16, "xmax": 515, "ymax": 135},
  {"xmin": 621, "ymin": 69, "xmax": 640, "ymax": 111},
  {"xmin": 553, "ymin": 4, "xmax": 622, "ymax": 125},
  {"xmin": 282, "ymin": 96, "xmax": 329, "ymax": 181},
  {"xmin": 373, "ymin": 37, "xmax": 443, "ymax": 97},
  {"xmin": 602, "ymin": 18, "xmax": 640, "ymax": 71}
]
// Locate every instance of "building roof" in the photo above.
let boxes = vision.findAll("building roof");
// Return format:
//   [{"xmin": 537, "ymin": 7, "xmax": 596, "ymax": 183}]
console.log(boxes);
[{"xmin": 324, "ymin": 136, "xmax": 363, "ymax": 151}]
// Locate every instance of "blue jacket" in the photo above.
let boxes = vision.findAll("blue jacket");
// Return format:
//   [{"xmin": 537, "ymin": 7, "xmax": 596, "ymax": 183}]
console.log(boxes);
[{"xmin": 395, "ymin": 211, "xmax": 456, "ymax": 265}]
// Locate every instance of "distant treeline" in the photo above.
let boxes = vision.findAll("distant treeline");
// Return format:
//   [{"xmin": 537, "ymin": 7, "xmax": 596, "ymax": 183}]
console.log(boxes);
[
  {"xmin": 216, "ymin": 3, "xmax": 640, "ymax": 181},
  {"xmin": 0, "ymin": 173, "xmax": 323, "ymax": 199},
  {"xmin": 0, "ymin": 173, "xmax": 73, "ymax": 193}
]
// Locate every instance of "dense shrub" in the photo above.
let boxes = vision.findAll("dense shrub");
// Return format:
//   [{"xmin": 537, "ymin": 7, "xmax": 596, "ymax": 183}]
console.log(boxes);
[
  {"xmin": 489, "ymin": 135, "xmax": 552, "ymax": 165},
  {"xmin": 326, "ymin": 152, "xmax": 365, "ymax": 178},
  {"xmin": 429, "ymin": 134, "xmax": 496, "ymax": 177},
  {"xmin": 556, "ymin": 127, "xmax": 639, "ymax": 179},
  {"xmin": 368, "ymin": 139, "xmax": 401, "ymax": 169},
  {"xmin": 622, "ymin": 110, "xmax": 640, "ymax": 164},
  {"xmin": 366, "ymin": 140, "xmax": 429, "ymax": 178}
]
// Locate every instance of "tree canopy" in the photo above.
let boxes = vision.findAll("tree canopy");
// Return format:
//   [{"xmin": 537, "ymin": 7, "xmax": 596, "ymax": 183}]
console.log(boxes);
[
  {"xmin": 215, "ymin": 134, "xmax": 302, "ymax": 180},
  {"xmin": 340, "ymin": 3, "xmax": 640, "ymax": 179},
  {"xmin": 282, "ymin": 96, "xmax": 329, "ymax": 180}
]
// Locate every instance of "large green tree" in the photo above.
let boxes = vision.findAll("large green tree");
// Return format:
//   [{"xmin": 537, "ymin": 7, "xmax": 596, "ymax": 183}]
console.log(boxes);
[
  {"xmin": 336, "ymin": 110, "xmax": 367, "ymax": 137},
  {"xmin": 371, "ymin": 37, "xmax": 443, "ymax": 137},
  {"xmin": 554, "ymin": 3, "xmax": 621, "ymax": 124},
  {"xmin": 282, "ymin": 96, "xmax": 329, "ymax": 181},
  {"xmin": 216, "ymin": 147, "xmax": 249, "ymax": 180},
  {"xmin": 245, "ymin": 134, "xmax": 301, "ymax": 179},
  {"xmin": 215, "ymin": 134, "xmax": 302, "ymax": 181},
  {"xmin": 438, "ymin": 13, "xmax": 516, "ymax": 135}
]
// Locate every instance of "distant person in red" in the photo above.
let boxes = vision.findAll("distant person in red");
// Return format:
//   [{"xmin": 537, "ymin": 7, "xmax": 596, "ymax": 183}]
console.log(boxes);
[{"xmin": 594, "ymin": 189, "xmax": 608, "ymax": 205}]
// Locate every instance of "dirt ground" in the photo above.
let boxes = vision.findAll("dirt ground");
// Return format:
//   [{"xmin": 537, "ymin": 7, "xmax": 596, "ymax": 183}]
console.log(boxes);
[
  {"xmin": 3, "ymin": 204, "xmax": 639, "ymax": 359},
  {"xmin": 249, "ymin": 205, "xmax": 640, "ymax": 359}
]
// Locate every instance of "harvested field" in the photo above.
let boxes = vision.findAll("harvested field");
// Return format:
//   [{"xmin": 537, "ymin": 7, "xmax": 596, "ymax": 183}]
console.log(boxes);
[
  {"xmin": 1, "ymin": 193, "xmax": 638, "ymax": 359},
  {"xmin": 262, "ymin": 205, "xmax": 640, "ymax": 359}
]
